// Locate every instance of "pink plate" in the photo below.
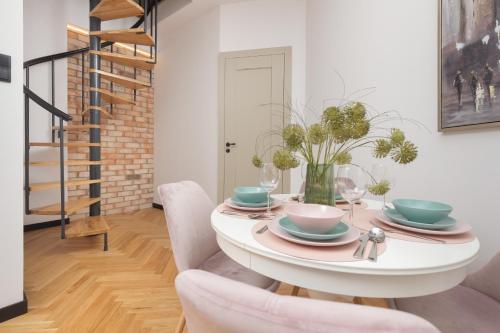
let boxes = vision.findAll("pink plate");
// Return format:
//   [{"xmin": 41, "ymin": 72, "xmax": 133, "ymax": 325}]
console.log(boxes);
[
  {"xmin": 375, "ymin": 211, "xmax": 472, "ymax": 236},
  {"xmin": 267, "ymin": 218, "xmax": 360, "ymax": 247},
  {"xmin": 224, "ymin": 198, "xmax": 282, "ymax": 212}
]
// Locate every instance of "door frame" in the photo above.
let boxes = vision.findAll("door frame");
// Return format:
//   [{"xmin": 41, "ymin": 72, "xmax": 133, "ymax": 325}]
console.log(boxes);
[{"xmin": 217, "ymin": 46, "xmax": 292, "ymax": 203}]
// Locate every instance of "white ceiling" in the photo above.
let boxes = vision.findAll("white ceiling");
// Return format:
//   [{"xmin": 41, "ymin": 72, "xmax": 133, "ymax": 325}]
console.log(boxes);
[{"xmin": 158, "ymin": 0, "xmax": 247, "ymax": 33}]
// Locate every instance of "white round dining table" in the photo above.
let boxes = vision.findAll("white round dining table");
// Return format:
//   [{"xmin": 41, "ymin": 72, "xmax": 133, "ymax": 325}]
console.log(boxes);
[{"xmin": 211, "ymin": 195, "xmax": 480, "ymax": 298}]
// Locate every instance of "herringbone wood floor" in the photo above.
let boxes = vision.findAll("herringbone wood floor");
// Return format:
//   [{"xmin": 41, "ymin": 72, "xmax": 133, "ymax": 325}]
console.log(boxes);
[
  {"xmin": 1, "ymin": 208, "xmax": 384, "ymax": 332},
  {"xmin": 0, "ymin": 208, "xmax": 305, "ymax": 333}
]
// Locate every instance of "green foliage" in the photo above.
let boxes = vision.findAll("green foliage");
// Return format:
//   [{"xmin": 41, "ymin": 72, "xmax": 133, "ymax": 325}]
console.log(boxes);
[
  {"xmin": 368, "ymin": 180, "xmax": 391, "ymax": 196},
  {"xmin": 390, "ymin": 128, "xmax": 405, "ymax": 146},
  {"xmin": 374, "ymin": 139, "xmax": 392, "ymax": 158},
  {"xmin": 307, "ymin": 124, "xmax": 327, "ymax": 144},
  {"xmin": 273, "ymin": 149, "xmax": 300, "ymax": 170},
  {"xmin": 252, "ymin": 155, "xmax": 263, "ymax": 168},
  {"xmin": 392, "ymin": 141, "xmax": 418, "ymax": 164},
  {"xmin": 334, "ymin": 151, "xmax": 352, "ymax": 165},
  {"xmin": 251, "ymin": 99, "xmax": 419, "ymax": 171},
  {"xmin": 283, "ymin": 124, "xmax": 305, "ymax": 151}
]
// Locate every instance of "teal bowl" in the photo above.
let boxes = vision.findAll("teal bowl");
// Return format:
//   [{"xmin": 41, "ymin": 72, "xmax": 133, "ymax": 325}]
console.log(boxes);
[
  {"xmin": 392, "ymin": 199, "xmax": 452, "ymax": 224},
  {"xmin": 234, "ymin": 187, "xmax": 268, "ymax": 203}
]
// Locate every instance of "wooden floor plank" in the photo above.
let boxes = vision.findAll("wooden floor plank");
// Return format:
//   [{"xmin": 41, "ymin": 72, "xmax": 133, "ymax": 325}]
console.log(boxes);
[{"xmin": 0, "ymin": 208, "xmax": 385, "ymax": 332}]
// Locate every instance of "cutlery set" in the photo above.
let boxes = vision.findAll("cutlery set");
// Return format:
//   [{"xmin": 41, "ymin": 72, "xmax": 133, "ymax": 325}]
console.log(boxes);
[
  {"xmin": 353, "ymin": 228, "xmax": 386, "ymax": 262},
  {"xmin": 223, "ymin": 191, "xmax": 464, "ymax": 263}
]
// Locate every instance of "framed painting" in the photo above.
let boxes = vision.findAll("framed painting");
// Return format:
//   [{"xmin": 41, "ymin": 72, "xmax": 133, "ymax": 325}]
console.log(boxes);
[{"xmin": 439, "ymin": 0, "xmax": 500, "ymax": 131}]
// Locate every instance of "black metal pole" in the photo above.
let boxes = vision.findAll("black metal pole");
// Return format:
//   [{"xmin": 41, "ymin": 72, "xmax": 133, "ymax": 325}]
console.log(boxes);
[
  {"xmin": 110, "ymin": 44, "xmax": 113, "ymax": 115},
  {"xmin": 59, "ymin": 117, "xmax": 66, "ymax": 239},
  {"xmin": 82, "ymin": 52, "xmax": 85, "ymax": 124},
  {"xmin": 154, "ymin": 0, "xmax": 157, "ymax": 63},
  {"xmin": 144, "ymin": 0, "xmax": 148, "ymax": 33},
  {"xmin": 134, "ymin": 44, "xmax": 137, "ymax": 101},
  {"xmin": 24, "ymin": 68, "xmax": 30, "ymax": 215},
  {"xmin": 150, "ymin": 0, "xmax": 153, "ymax": 36},
  {"xmin": 51, "ymin": 60, "xmax": 55, "ymax": 142},
  {"xmin": 89, "ymin": 0, "xmax": 101, "ymax": 216}
]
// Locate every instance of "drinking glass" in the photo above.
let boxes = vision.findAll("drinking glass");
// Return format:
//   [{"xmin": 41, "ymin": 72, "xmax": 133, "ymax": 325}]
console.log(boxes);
[
  {"xmin": 337, "ymin": 165, "xmax": 368, "ymax": 225},
  {"xmin": 371, "ymin": 163, "xmax": 395, "ymax": 208},
  {"xmin": 259, "ymin": 163, "xmax": 280, "ymax": 216}
]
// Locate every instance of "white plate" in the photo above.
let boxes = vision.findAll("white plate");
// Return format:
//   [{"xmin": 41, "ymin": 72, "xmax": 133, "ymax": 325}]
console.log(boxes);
[
  {"xmin": 375, "ymin": 211, "xmax": 472, "ymax": 236},
  {"xmin": 268, "ymin": 218, "xmax": 360, "ymax": 247},
  {"xmin": 224, "ymin": 198, "xmax": 282, "ymax": 212}
]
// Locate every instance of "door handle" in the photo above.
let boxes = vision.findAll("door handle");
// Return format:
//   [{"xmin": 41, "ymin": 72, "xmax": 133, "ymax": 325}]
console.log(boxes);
[{"xmin": 226, "ymin": 142, "xmax": 236, "ymax": 147}]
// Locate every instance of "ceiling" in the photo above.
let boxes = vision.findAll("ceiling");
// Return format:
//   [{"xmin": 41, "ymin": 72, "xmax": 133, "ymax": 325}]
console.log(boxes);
[{"xmin": 158, "ymin": 0, "xmax": 247, "ymax": 33}]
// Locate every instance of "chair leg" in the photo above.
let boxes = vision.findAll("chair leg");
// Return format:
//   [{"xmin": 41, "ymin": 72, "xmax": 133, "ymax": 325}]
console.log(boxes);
[
  {"xmin": 291, "ymin": 285, "xmax": 300, "ymax": 296},
  {"xmin": 175, "ymin": 312, "xmax": 186, "ymax": 333}
]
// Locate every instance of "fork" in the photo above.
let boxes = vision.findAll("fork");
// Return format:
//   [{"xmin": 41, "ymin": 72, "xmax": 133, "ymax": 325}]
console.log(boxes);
[
  {"xmin": 221, "ymin": 210, "xmax": 273, "ymax": 220},
  {"xmin": 369, "ymin": 220, "xmax": 446, "ymax": 244}
]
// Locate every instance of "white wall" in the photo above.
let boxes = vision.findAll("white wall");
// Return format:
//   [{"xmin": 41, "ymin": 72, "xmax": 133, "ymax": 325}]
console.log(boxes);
[
  {"xmin": 154, "ymin": 0, "xmax": 498, "ymax": 266},
  {"xmin": 154, "ymin": 0, "xmax": 306, "ymax": 203},
  {"xmin": 307, "ymin": 0, "xmax": 499, "ymax": 267},
  {"xmin": 154, "ymin": 7, "xmax": 221, "ymax": 203},
  {"xmin": 0, "ymin": 0, "xmax": 24, "ymax": 308},
  {"xmin": 220, "ymin": 0, "xmax": 306, "ymax": 193}
]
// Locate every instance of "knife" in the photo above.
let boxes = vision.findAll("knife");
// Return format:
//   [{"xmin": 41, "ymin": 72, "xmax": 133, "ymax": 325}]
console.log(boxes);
[{"xmin": 353, "ymin": 233, "xmax": 370, "ymax": 259}]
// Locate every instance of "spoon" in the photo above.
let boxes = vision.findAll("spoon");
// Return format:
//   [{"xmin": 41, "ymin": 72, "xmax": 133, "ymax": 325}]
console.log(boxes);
[{"xmin": 368, "ymin": 228, "xmax": 386, "ymax": 262}]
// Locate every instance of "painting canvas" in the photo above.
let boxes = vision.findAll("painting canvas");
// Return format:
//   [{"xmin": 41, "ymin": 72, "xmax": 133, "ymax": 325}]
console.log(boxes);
[{"xmin": 440, "ymin": 0, "xmax": 500, "ymax": 130}]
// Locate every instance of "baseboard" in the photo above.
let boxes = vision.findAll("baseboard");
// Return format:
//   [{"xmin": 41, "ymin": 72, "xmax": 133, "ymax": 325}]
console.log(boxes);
[
  {"xmin": 152, "ymin": 203, "xmax": 163, "ymax": 210},
  {"xmin": 24, "ymin": 218, "xmax": 70, "ymax": 232},
  {"xmin": 0, "ymin": 293, "xmax": 28, "ymax": 323}
]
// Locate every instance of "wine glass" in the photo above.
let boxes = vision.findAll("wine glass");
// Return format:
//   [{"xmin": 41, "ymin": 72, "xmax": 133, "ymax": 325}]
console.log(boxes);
[
  {"xmin": 259, "ymin": 163, "xmax": 280, "ymax": 216},
  {"xmin": 337, "ymin": 165, "xmax": 368, "ymax": 225},
  {"xmin": 371, "ymin": 163, "xmax": 395, "ymax": 208}
]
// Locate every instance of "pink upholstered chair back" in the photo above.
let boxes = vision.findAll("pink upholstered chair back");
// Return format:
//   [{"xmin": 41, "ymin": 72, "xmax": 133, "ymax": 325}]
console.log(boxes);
[
  {"xmin": 157, "ymin": 181, "xmax": 220, "ymax": 272},
  {"xmin": 176, "ymin": 269, "xmax": 439, "ymax": 333},
  {"xmin": 463, "ymin": 251, "xmax": 500, "ymax": 303}
]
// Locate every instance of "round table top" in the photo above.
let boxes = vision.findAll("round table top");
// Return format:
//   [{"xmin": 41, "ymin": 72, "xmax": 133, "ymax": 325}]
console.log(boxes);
[{"xmin": 211, "ymin": 195, "xmax": 480, "ymax": 298}]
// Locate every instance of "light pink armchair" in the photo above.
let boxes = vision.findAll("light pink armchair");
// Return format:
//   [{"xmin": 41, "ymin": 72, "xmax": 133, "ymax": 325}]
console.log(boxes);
[
  {"xmin": 157, "ymin": 181, "xmax": 279, "ymax": 333},
  {"xmin": 396, "ymin": 252, "xmax": 500, "ymax": 332},
  {"xmin": 176, "ymin": 269, "xmax": 439, "ymax": 333}
]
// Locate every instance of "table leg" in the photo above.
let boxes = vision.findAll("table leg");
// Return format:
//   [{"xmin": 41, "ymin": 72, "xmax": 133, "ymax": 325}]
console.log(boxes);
[
  {"xmin": 353, "ymin": 296, "xmax": 391, "ymax": 308},
  {"xmin": 307, "ymin": 290, "xmax": 391, "ymax": 309},
  {"xmin": 307, "ymin": 289, "xmax": 353, "ymax": 303}
]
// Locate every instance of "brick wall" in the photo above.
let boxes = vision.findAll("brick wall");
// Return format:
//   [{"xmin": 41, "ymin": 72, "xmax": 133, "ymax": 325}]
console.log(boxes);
[{"xmin": 67, "ymin": 28, "xmax": 154, "ymax": 216}]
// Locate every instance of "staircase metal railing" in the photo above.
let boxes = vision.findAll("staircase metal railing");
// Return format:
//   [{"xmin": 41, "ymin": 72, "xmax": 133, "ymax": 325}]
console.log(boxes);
[{"xmin": 23, "ymin": 0, "xmax": 160, "ymax": 240}]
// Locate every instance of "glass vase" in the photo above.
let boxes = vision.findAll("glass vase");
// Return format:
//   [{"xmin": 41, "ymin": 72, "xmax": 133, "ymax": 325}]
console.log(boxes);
[{"xmin": 304, "ymin": 163, "xmax": 336, "ymax": 206}]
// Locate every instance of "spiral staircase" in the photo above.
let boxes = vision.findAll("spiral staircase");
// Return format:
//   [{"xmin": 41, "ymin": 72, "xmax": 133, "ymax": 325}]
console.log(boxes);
[{"xmin": 24, "ymin": 0, "xmax": 159, "ymax": 251}]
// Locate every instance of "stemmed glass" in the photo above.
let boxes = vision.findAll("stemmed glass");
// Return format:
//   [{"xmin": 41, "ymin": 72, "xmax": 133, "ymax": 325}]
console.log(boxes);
[
  {"xmin": 371, "ymin": 163, "xmax": 395, "ymax": 208},
  {"xmin": 259, "ymin": 163, "xmax": 280, "ymax": 216},
  {"xmin": 337, "ymin": 165, "xmax": 368, "ymax": 225}
]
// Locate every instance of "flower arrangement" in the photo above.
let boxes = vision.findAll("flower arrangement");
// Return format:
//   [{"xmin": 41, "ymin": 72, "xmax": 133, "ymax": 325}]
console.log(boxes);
[{"xmin": 251, "ymin": 100, "xmax": 419, "ymax": 204}]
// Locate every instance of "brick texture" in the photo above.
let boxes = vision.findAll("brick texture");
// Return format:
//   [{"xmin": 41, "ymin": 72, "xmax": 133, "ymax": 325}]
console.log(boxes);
[{"xmin": 67, "ymin": 29, "xmax": 154, "ymax": 216}]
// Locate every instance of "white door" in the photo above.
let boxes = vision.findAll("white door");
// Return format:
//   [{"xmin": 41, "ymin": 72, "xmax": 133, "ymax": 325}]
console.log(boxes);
[{"xmin": 218, "ymin": 47, "xmax": 291, "ymax": 202}]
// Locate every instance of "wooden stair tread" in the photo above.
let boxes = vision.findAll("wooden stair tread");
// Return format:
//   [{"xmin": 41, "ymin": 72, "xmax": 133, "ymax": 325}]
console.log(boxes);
[
  {"xmin": 52, "ymin": 124, "xmax": 101, "ymax": 131},
  {"xmin": 82, "ymin": 105, "xmax": 112, "ymax": 118},
  {"xmin": 30, "ymin": 197, "xmax": 101, "ymax": 215},
  {"xmin": 90, "ymin": 50, "xmax": 154, "ymax": 71},
  {"xmin": 90, "ymin": 0, "xmax": 143, "ymax": 21},
  {"xmin": 90, "ymin": 69, "xmax": 151, "ymax": 90},
  {"xmin": 90, "ymin": 88, "xmax": 135, "ymax": 105},
  {"xmin": 30, "ymin": 142, "xmax": 101, "ymax": 148},
  {"xmin": 29, "ymin": 179, "xmax": 103, "ymax": 192},
  {"xmin": 30, "ymin": 160, "xmax": 102, "ymax": 167},
  {"xmin": 66, "ymin": 216, "xmax": 109, "ymax": 238},
  {"xmin": 89, "ymin": 28, "xmax": 154, "ymax": 46}
]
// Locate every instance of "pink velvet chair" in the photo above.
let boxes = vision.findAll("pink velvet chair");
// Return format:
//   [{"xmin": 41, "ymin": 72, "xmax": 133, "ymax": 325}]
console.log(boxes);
[
  {"xmin": 157, "ymin": 181, "xmax": 279, "ymax": 332},
  {"xmin": 396, "ymin": 252, "xmax": 500, "ymax": 332},
  {"xmin": 176, "ymin": 269, "xmax": 439, "ymax": 333}
]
